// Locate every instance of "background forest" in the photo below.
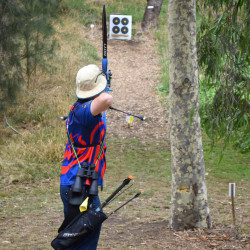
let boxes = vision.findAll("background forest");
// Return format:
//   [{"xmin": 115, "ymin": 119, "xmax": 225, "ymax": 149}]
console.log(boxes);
[{"xmin": 0, "ymin": 0, "xmax": 249, "ymax": 249}]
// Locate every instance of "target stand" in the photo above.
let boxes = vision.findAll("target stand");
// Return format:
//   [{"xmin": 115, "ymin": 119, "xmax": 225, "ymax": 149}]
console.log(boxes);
[{"xmin": 109, "ymin": 14, "xmax": 132, "ymax": 40}]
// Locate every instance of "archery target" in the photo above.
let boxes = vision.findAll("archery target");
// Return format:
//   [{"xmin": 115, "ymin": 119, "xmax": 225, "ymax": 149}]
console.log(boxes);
[{"xmin": 109, "ymin": 14, "xmax": 132, "ymax": 40}]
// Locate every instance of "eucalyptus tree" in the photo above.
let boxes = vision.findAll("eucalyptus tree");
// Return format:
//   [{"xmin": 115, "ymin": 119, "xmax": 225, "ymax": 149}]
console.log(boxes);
[
  {"xmin": 168, "ymin": 0, "xmax": 211, "ymax": 230},
  {"xmin": 197, "ymin": 0, "xmax": 249, "ymax": 153}
]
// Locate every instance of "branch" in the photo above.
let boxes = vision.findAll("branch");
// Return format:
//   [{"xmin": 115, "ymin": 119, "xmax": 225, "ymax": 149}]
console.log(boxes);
[{"xmin": 3, "ymin": 112, "xmax": 23, "ymax": 136}]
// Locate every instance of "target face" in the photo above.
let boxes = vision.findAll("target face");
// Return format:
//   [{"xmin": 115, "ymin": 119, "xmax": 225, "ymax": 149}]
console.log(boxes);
[{"xmin": 109, "ymin": 14, "xmax": 132, "ymax": 40}]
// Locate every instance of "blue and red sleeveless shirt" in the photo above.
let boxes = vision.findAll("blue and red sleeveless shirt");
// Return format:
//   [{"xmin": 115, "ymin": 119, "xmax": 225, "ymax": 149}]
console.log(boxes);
[{"xmin": 60, "ymin": 100, "xmax": 106, "ymax": 186}]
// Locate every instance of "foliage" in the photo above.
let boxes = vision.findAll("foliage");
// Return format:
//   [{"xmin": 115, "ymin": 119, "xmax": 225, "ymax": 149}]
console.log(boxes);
[
  {"xmin": 155, "ymin": 1, "xmax": 249, "ymax": 153},
  {"xmin": 197, "ymin": 0, "xmax": 250, "ymax": 152},
  {"xmin": 18, "ymin": 0, "xmax": 60, "ymax": 85},
  {"xmin": 0, "ymin": 0, "xmax": 61, "ymax": 110},
  {"xmin": 0, "ymin": 1, "xmax": 23, "ymax": 110}
]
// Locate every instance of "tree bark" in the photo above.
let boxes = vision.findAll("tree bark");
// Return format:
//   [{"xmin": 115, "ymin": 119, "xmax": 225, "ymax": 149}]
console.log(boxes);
[
  {"xmin": 141, "ymin": 0, "xmax": 163, "ymax": 31},
  {"xmin": 168, "ymin": 0, "xmax": 211, "ymax": 230}
]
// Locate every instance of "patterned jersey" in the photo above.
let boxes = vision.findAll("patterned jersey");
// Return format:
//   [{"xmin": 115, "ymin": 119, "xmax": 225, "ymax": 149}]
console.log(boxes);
[{"xmin": 60, "ymin": 100, "xmax": 106, "ymax": 186}]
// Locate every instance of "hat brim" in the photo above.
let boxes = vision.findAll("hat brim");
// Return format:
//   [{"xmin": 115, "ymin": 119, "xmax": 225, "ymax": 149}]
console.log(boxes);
[{"xmin": 76, "ymin": 74, "xmax": 107, "ymax": 99}]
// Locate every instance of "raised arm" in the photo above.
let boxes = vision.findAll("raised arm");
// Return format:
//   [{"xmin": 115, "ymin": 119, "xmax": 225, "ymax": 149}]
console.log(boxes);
[{"xmin": 90, "ymin": 93, "xmax": 112, "ymax": 116}]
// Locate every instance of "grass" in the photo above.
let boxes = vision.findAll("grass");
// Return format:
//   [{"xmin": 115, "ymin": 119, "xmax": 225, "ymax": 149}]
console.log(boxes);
[
  {"xmin": 0, "ymin": 3, "xmax": 249, "ymax": 248},
  {"xmin": 203, "ymin": 136, "xmax": 250, "ymax": 182},
  {"xmin": 106, "ymin": 137, "xmax": 171, "ymax": 182},
  {"xmin": 0, "ymin": 136, "xmax": 249, "ymax": 249},
  {"xmin": 62, "ymin": 0, "xmax": 146, "ymax": 26}
]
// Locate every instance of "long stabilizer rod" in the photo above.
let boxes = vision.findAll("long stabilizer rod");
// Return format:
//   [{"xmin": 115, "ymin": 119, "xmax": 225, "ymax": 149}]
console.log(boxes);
[{"xmin": 109, "ymin": 106, "xmax": 146, "ymax": 121}]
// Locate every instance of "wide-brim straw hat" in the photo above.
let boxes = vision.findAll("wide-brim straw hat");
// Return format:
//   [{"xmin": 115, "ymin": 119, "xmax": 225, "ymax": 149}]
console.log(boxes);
[{"xmin": 76, "ymin": 64, "xmax": 106, "ymax": 99}]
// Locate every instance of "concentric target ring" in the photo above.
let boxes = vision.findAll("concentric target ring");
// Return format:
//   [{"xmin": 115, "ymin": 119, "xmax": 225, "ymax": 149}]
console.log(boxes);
[
  {"xmin": 113, "ymin": 17, "xmax": 120, "ymax": 25},
  {"xmin": 112, "ymin": 26, "xmax": 120, "ymax": 34},
  {"xmin": 121, "ymin": 18, "xmax": 129, "ymax": 25},
  {"xmin": 121, "ymin": 26, "xmax": 128, "ymax": 34}
]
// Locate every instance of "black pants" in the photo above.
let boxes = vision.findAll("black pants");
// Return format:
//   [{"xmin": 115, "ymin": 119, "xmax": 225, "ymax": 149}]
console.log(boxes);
[{"xmin": 60, "ymin": 185, "xmax": 102, "ymax": 250}]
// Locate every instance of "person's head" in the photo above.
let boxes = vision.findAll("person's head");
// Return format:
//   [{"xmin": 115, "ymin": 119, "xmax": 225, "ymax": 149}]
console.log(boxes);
[{"xmin": 75, "ymin": 64, "xmax": 106, "ymax": 100}]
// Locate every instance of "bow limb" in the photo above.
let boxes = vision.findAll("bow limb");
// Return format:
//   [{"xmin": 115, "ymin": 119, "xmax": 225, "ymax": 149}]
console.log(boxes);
[{"xmin": 102, "ymin": 5, "xmax": 111, "ymax": 91}]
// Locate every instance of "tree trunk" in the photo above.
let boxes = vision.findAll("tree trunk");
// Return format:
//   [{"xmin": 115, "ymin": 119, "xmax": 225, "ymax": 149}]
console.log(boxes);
[
  {"xmin": 141, "ymin": 0, "xmax": 163, "ymax": 31},
  {"xmin": 168, "ymin": 0, "xmax": 211, "ymax": 230}
]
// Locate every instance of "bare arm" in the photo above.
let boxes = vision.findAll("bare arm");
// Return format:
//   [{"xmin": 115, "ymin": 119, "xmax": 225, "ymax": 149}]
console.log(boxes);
[{"xmin": 90, "ymin": 92, "xmax": 113, "ymax": 116}]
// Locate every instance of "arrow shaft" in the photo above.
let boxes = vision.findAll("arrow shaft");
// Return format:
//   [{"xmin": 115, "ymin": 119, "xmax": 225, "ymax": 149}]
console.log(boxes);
[
  {"xmin": 108, "ymin": 192, "xmax": 141, "ymax": 217},
  {"xmin": 100, "ymin": 177, "xmax": 132, "ymax": 209}
]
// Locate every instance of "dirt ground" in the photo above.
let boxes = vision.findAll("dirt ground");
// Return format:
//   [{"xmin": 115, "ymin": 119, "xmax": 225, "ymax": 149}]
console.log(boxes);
[{"xmin": 0, "ymin": 28, "xmax": 249, "ymax": 250}]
